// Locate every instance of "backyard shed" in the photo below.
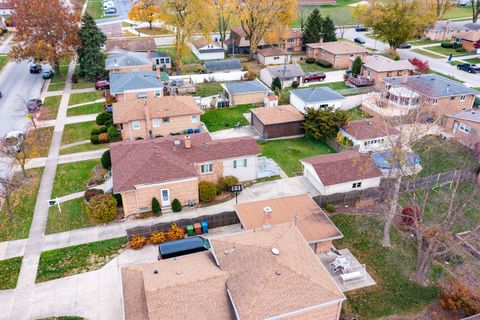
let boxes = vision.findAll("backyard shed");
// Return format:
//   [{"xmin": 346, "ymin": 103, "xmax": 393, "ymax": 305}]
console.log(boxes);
[
  {"xmin": 223, "ymin": 79, "xmax": 271, "ymax": 106},
  {"xmin": 250, "ymin": 105, "xmax": 304, "ymax": 139}
]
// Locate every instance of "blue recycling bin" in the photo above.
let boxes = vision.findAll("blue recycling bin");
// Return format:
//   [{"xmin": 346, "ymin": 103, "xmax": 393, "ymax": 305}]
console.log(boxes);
[{"xmin": 201, "ymin": 221, "xmax": 208, "ymax": 233}]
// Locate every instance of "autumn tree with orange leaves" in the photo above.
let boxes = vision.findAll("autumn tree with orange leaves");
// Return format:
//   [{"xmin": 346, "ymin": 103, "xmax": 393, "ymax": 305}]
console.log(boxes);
[
  {"xmin": 128, "ymin": 0, "xmax": 161, "ymax": 30},
  {"xmin": 9, "ymin": 0, "xmax": 80, "ymax": 76}
]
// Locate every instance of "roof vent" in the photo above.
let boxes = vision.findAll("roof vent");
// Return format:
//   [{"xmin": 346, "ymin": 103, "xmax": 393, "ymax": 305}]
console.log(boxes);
[
  {"xmin": 275, "ymin": 269, "xmax": 282, "ymax": 276},
  {"xmin": 153, "ymin": 270, "xmax": 158, "ymax": 274},
  {"xmin": 176, "ymin": 271, "xmax": 182, "ymax": 275},
  {"xmin": 224, "ymin": 250, "xmax": 229, "ymax": 255},
  {"xmin": 271, "ymin": 248, "xmax": 280, "ymax": 255},
  {"xmin": 174, "ymin": 139, "xmax": 181, "ymax": 146}
]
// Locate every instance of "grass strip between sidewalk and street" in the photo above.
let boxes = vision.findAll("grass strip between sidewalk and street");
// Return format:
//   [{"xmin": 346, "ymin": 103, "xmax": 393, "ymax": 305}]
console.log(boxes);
[
  {"xmin": 0, "ymin": 257, "xmax": 22, "ymax": 289},
  {"xmin": 40, "ymin": 95, "xmax": 62, "ymax": 121}
]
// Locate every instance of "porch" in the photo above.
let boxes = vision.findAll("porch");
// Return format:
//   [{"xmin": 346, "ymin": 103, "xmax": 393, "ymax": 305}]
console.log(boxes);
[{"xmin": 344, "ymin": 74, "xmax": 374, "ymax": 87}]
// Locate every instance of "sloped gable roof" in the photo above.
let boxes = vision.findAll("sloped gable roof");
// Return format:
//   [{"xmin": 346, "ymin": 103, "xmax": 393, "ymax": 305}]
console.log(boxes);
[
  {"xmin": 109, "ymin": 71, "xmax": 163, "ymax": 94},
  {"xmin": 291, "ymin": 87, "xmax": 345, "ymax": 103}
]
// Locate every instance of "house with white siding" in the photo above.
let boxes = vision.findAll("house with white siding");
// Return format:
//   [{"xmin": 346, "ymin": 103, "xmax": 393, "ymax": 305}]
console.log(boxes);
[
  {"xmin": 290, "ymin": 87, "xmax": 345, "ymax": 113},
  {"xmin": 191, "ymin": 38, "xmax": 225, "ymax": 61}
]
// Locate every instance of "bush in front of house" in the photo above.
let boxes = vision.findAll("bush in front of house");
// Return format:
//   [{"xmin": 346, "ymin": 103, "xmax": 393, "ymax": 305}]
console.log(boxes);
[
  {"xmin": 98, "ymin": 132, "xmax": 109, "ymax": 143},
  {"xmin": 128, "ymin": 235, "xmax": 148, "ymax": 249},
  {"xmin": 113, "ymin": 193, "xmax": 123, "ymax": 206},
  {"xmin": 71, "ymin": 74, "xmax": 78, "ymax": 83},
  {"xmin": 305, "ymin": 57, "xmax": 316, "ymax": 64},
  {"xmin": 441, "ymin": 42, "xmax": 453, "ymax": 48},
  {"xmin": 244, "ymin": 70, "xmax": 257, "ymax": 81},
  {"xmin": 152, "ymin": 197, "xmax": 161, "ymax": 216},
  {"xmin": 456, "ymin": 47, "xmax": 467, "ymax": 52},
  {"xmin": 291, "ymin": 80, "xmax": 300, "ymax": 88},
  {"xmin": 149, "ymin": 231, "xmax": 166, "ymax": 244},
  {"xmin": 101, "ymin": 150, "xmax": 111, "ymax": 170},
  {"xmin": 323, "ymin": 204, "xmax": 336, "ymax": 213},
  {"xmin": 107, "ymin": 125, "xmax": 119, "ymax": 142},
  {"xmin": 85, "ymin": 194, "xmax": 117, "ymax": 223},
  {"xmin": 166, "ymin": 224, "xmax": 185, "ymax": 241},
  {"xmin": 91, "ymin": 134, "xmax": 100, "ymax": 144},
  {"xmin": 91, "ymin": 126, "xmax": 108, "ymax": 135},
  {"xmin": 96, "ymin": 112, "xmax": 113, "ymax": 125},
  {"xmin": 171, "ymin": 198, "xmax": 182, "ymax": 212},
  {"xmin": 84, "ymin": 188, "xmax": 104, "ymax": 202},
  {"xmin": 316, "ymin": 59, "xmax": 332, "ymax": 68},
  {"xmin": 199, "ymin": 181, "xmax": 217, "ymax": 202},
  {"xmin": 219, "ymin": 176, "xmax": 239, "ymax": 192}
]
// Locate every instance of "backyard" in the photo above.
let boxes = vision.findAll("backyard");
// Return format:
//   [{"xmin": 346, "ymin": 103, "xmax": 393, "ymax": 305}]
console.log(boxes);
[
  {"xmin": 51, "ymin": 159, "xmax": 100, "ymax": 198},
  {"xmin": 195, "ymin": 82, "xmax": 224, "ymax": 98},
  {"xmin": 258, "ymin": 137, "xmax": 334, "ymax": 176},
  {"xmin": 201, "ymin": 104, "xmax": 255, "ymax": 132}
]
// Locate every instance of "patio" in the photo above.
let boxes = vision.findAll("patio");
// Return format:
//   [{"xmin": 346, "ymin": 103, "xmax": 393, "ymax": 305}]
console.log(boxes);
[
  {"xmin": 362, "ymin": 92, "xmax": 410, "ymax": 117},
  {"xmin": 318, "ymin": 248, "xmax": 376, "ymax": 292}
]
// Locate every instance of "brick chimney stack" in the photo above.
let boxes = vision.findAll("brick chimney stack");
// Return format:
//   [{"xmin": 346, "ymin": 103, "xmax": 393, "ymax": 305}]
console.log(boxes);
[
  {"xmin": 156, "ymin": 66, "xmax": 161, "ymax": 79},
  {"xmin": 184, "ymin": 135, "xmax": 192, "ymax": 149}
]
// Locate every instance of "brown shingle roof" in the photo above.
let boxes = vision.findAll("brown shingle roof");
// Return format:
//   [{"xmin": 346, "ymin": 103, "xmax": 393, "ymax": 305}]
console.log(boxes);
[
  {"xmin": 105, "ymin": 38, "xmax": 157, "ymax": 52},
  {"xmin": 112, "ymin": 96, "xmax": 202, "ymax": 124},
  {"xmin": 307, "ymin": 40, "xmax": 370, "ymax": 55},
  {"xmin": 341, "ymin": 118, "xmax": 400, "ymax": 140},
  {"xmin": 258, "ymin": 47, "xmax": 289, "ymax": 57},
  {"xmin": 362, "ymin": 55, "xmax": 415, "ymax": 72},
  {"xmin": 250, "ymin": 105, "xmax": 304, "ymax": 125},
  {"xmin": 210, "ymin": 223, "xmax": 345, "ymax": 320},
  {"xmin": 302, "ymin": 151, "xmax": 383, "ymax": 186},
  {"xmin": 111, "ymin": 133, "xmax": 260, "ymax": 192},
  {"xmin": 193, "ymin": 38, "xmax": 222, "ymax": 49},
  {"xmin": 235, "ymin": 194, "xmax": 343, "ymax": 243}
]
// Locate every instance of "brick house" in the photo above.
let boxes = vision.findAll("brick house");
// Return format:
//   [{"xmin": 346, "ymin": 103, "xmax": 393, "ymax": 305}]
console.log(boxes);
[
  {"xmin": 445, "ymin": 110, "xmax": 480, "ymax": 147},
  {"xmin": 306, "ymin": 40, "xmax": 370, "ymax": 69},
  {"xmin": 112, "ymin": 96, "xmax": 203, "ymax": 141},
  {"xmin": 425, "ymin": 21, "xmax": 480, "ymax": 41},
  {"xmin": 109, "ymin": 69, "xmax": 166, "ymax": 101},
  {"xmin": 110, "ymin": 133, "xmax": 259, "ymax": 215},
  {"xmin": 452, "ymin": 32, "xmax": 480, "ymax": 53},
  {"xmin": 360, "ymin": 55, "xmax": 416, "ymax": 89},
  {"xmin": 282, "ymin": 29, "xmax": 304, "ymax": 52}
]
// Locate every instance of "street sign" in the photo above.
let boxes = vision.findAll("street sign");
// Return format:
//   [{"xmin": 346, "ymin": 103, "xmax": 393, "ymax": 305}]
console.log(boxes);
[{"xmin": 230, "ymin": 185, "xmax": 242, "ymax": 193}]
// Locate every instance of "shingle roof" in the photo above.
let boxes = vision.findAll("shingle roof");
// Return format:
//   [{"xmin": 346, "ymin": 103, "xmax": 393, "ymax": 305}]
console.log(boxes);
[
  {"xmin": 291, "ymin": 87, "xmax": 345, "ymax": 103},
  {"xmin": 224, "ymin": 79, "xmax": 271, "ymax": 95},
  {"xmin": 264, "ymin": 64, "xmax": 305, "ymax": 79},
  {"xmin": 111, "ymin": 133, "xmax": 260, "ymax": 192},
  {"xmin": 105, "ymin": 51, "xmax": 151, "ymax": 70},
  {"xmin": 429, "ymin": 21, "xmax": 480, "ymax": 32},
  {"xmin": 250, "ymin": 104, "xmax": 304, "ymax": 125},
  {"xmin": 204, "ymin": 59, "xmax": 242, "ymax": 73},
  {"xmin": 362, "ymin": 55, "xmax": 415, "ymax": 72},
  {"xmin": 447, "ymin": 110, "xmax": 480, "ymax": 123},
  {"xmin": 383, "ymin": 74, "xmax": 478, "ymax": 98},
  {"xmin": 341, "ymin": 118, "xmax": 400, "ymax": 140},
  {"xmin": 302, "ymin": 151, "xmax": 383, "ymax": 186},
  {"xmin": 306, "ymin": 40, "xmax": 370, "ymax": 54},
  {"xmin": 258, "ymin": 47, "xmax": 289, "ymax": 57},
  {"xmin": 112, "ymin": 96, "xmax": 202, "ymax": 124},
  {"xmin": 193, "ymin": 38, "xmax": 223, "ymax": 49},
  {"xmin": 109, "ymin": 71, "xmax": 163, "ymax": 94},
  {"xmin": 105, "ymin": 38, "xmax": 157, "ymax": 52}
]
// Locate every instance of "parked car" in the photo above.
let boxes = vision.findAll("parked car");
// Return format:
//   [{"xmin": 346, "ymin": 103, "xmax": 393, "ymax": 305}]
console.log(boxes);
[
  {"xmin": 355, "ymin": 25, "xmax": 368, "ymax": 32},
  {"xmin": 104, "ymin": 7, "xmax": 117, "ymax": 14},
  {"xmin": 30, "ymin": 64, "xmax": 42, "ymax": 74},
  {"xmin": 398, "ymin": 43, "xmax": 412, "ymax": 49},
  {"xmin": 354, "ymin": 37, "xmax": 366, "ymax": 44},
  {"xmin": 41, "ymin": 69, "xmax": 54, "ymax": 79},
  {"xmin": 158, "ymin": 236, "xmax": 211, "ymax": 260},
  {"xmin": 457, "ymin": 63, "xmax": 480, "ymax": 73},
  {"xmin": 304, "ymin": 72, "xmax": 326, "ymax": 83},
  {"xmin": 95, "ymin": 80, "xmax": 110, "ymax": 90}
]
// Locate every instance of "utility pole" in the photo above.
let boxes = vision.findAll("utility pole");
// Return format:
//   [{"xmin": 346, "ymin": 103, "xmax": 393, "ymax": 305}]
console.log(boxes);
[{"xmin": 281, "ymin": 55, "xmax": 287, "ymax": 89}]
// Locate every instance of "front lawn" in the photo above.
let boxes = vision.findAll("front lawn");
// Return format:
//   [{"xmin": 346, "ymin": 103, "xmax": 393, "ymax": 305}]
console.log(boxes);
[
  {"xmin": 46, "ymin": 198, "xmax": 96, "ymax": 234},
  {"xmin": 0, "ymin": 257, "xmax": 22, "ymax": 289},
  {"xmin": 47, "ymin": 65, "xmax": 70, "ymax": 92},
  {"xmin": 59, "ymin": 142, "xmax": 108, "ymax": 155},
  {"xmin": 68, "ymin": 91, "xmax": 103, "ymax": 106},
  {"xmin": 196, "ymin": 82, "xmax": 224, "ymax": 98},
  {"xmin": 67, "ymin": 102, "xmax": 104, "ymax": 117},
  {"xmin": 258, "ymin": 137, "xmax": 334, "ymax": 176},
  {"xmin": 0, "ymin": 55, "xmax": 9, "ymax": 71},
  {"xmin": 40, "ymin": 95, "xmax": 62, "ymax": 121},
  {"xmin": 61, "ymin": 121, "xmax": 100, "ymax": 145},
  {"xmin": 332, "ymin": 215, "xmax": 437, "ymax": 319},
  {"xmin": 0, "ymin": 168, "xmax": 44, "ymax": 241},
  {"xmin": 36, "ymin": 237, "xmax": 127, "ymax": 283},
  {"xmin": 201, "ymin": 104, "xmax": 255, "ymax": 132},
  {"xmin": 424, "ymin": 45, "xmax": 473, "ymax": 57},
  {"xmin": 51, "ymin": 159, "xmax": 99, "ymax": 198},
  {"xmin": 86, "ymin": 0, "xmax": 103, "ymax": 19},
  {"xmin": 464, "ymin": 58, "xmax": 480, "ymax": 64},
  {"xmin": 299, "ymin": 60, "xmax": 335, "ymax": 73},
  {"xmin": 413, "ymin": 135, "xmax": 477, "ymax": 177}
]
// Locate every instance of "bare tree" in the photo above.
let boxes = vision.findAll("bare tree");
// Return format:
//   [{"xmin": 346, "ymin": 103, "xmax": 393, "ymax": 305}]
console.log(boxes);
[
  {"xmin": 297, "ymin": 6, "xmax": 313, "ymax": 32},
  {"xmin": 471, "ymin": 0, "xmax": 480, "ymax": 23},
  {"xmin": 0, "ymin": 175, "xmax": 21, "ymax": 222},
  {"xmin": 331, "ymin": 10, "xmax": 350, "ymax": 39},
  {"xmin": 434, "ymin": 0, "xmax": 455, "ymax": 17}
]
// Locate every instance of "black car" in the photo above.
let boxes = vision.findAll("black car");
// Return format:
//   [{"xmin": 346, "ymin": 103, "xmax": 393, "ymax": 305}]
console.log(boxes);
[
  {"xmin": 398, "ymin": 43, "xmax": 412, "ymax": 49},
  {"xmin": 158, "ymin": 236, "xmax": 210, "ymax": 260},
  {"xmin": 42, "ymin": 69, "xmax": 54, "ymax": 79},
  {"xmin": 354, "ymin": 37, "xmax": 366, "ymax": 44},
  {"xmin": 30, "ymin": 64, "xmax": 42, "ymax": 74},
  {"xmin": 355, "ymin": 25, "xmax": 368, "ymax": 32},
  {"xmin": 457, "ymin": 63, "xmax": 480, "ymax": 73}
]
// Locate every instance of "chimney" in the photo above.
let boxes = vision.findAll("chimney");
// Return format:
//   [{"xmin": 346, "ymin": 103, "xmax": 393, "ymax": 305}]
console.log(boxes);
[
  {"xmin": 262, "ymin": 206, "xmax": 272, "ymax": 229},
  {"xmin": 446, "ymin": 85, "xmax": 450, "ymax": 94},
  {"xmin": 156, "ymin": 66, "xmax": 161, "ymax": 79},
  {"xmin": 184, "ymin": 135, "xmax": 192, "ymax": 149},
  {"xmin": 401, "ymin": 72, "xmax": 408, "ymax": 84},
  {"xmin": 319, "ymin": 37, "xmax": 324, "ymax": 46}
]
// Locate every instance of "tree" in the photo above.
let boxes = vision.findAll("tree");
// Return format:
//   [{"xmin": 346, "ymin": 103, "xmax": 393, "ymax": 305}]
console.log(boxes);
[
  {"xmin": 151, "ymin": 197, "xmax": 161, "ymax": 215},
  {"xmin": 271, "ymin": 77, "xmax": 282, "ymax": 91},
  {"xmin": 331, "ymin": 11, "xmax": 349, "ymax": 39},
  {"xmin": 408, "ymin": 57, "xmax": 430, "ymax": 73},
  {"xmin": 303, "ymin": 107, "xmax": 348, "ymax": 141},
  {"xmin": 353, "ymin": 0, "xmax": 436, "ymax": 52},
  {"xmin": 85, "ymin": 194, "xmax": 117, "ymax": 223},
  {"xmin": 236, "ymin": 0, "xmax": 297, "ymax": 58},
  {"xmin": 9, "ymin": 0, "xmax": 80, "ymax": 75},
  {"xmin": 199, "ymin": 181, "xmax": 217, "ymax": 202},
  {"xmin": 471, "ymin": 0, "xmax": 480, "ymax": 23},
  {"xmin": 128, "ymin": 0, "xmax": 161, "ymax": 30},
  {"xmin": 214, "ymin": 0, "xmax": 236, "ymax": 49},
  {"xmin": 0, "ymin": 175, "xmax": 21, "ymax": 221},
  {"xmin": 303, "ymin": 9, "xmax": 324, "ymax": 44},
  {"xmin": 351, "ymin": 56, "xmax": 362, "ymax": 75},
  {"xmin": 101, "ymin": 150, "xmax": 111, "ymax": 170},
  {"xmin": 77, "ymin": 13, "xmax": 107, "ymax": 81},
  {"xmin": 297, "ymin": 6, "xmax": 313, "ymax": 32},
  {"xmin": 322, "ymin": 16, "xmax": 337, "ymax": 42},
  {"xmin": 431, "ymin": 0, "xmax": 454, "ymax": 17}
]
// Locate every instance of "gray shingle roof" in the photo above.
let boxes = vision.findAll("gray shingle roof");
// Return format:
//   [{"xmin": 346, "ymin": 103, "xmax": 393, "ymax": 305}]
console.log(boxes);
[
  {"xmin": 291, "ymin": 87, "xmax": 345, "ymax": 103},
  {"xmin": 224, "ymin": 79, "xmax": 271, "ymax": 95},
  {"xmin": 383, "ymin": 74, "xmax": 478, "ymax": 98},
  {"xmin": 265, "ymin": 64, "xmax": 305, "ymax": 79},
  {"xmin": 105, "ymin": 51, "xmax": 151, "ymax": 70},
  {"xmin": 447, "ymin": 110, "xmax": 480, "ymax": 123},
  {"xmin": 204, "ymin": 59, "xmax": 242, "ymax": 73},
  {"xmin": 109, "ymin": 71, "xmax": 163, "ymax": 94}
]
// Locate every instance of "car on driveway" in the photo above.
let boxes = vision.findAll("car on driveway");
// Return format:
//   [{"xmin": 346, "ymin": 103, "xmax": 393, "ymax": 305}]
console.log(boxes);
[
  {"xmin": 398, "ymin": 43, "xmax": 412, "ymax": 49},
  {"xmin": 303, "ymin": 72, "xmax": 326, "ymax": 83},
  {"xmin": 42, "ymin": 69, "xmax": 54, "ymax": 79},
  {"xmin": 95, "ymin": 80, "xmax": 110, "ymax": 90},
  {"xmin": 104, "ymin": 7, "xmax": 117, "ymax": 14},
  {"xmin": 355, "ymin": 25, "xmax": 368, "ymax": 32},
  {"xmin": 354, "ymin": 37, "xmax": 366, "ymax": 44},
  {"xmin": 457, "ymin": 63, "xmax": 480, "ymax": 73},
  {"xmin": 30, "ymin": 64, "xmax": 42, "ymax": 74}
]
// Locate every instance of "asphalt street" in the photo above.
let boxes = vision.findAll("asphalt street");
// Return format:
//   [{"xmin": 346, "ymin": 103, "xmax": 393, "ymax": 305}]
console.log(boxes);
[{"xmin": 95, "ymin": 0, "xmax": 132, "ymax": 25}]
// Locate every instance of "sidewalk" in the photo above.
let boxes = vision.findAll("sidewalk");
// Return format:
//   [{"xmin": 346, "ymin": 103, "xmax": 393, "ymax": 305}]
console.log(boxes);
[{"xmin": 21, "ymin": 148, "xmax": 107, "ymax": 171}]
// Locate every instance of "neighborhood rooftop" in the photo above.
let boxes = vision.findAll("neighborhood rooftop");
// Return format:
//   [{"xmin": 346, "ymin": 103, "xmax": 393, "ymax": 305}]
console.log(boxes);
[
  {"xmin": 383, "ymin": 74, "xmax": 478, "ymax": 98},
  {"xmin": 258, "ymin": 47, "xmax": 289, "ymax": 57},
  {"xmin": 447, "ymin": 109, "xmax": 480, "ymax": 123},
  {"xmin": 250, "ymin": 104, "xmax": 304, "ymax": 125},
  {"xmin": 306, "ymin": 40, "xmax": 370, "ymax": 54},
  {"xmin": 224, "ymin": 79, "xmax": 271, "ymax": 95},
  {"xmin": 105, "ymin": 51, "xmax": 152, "ymax": 69},
  {"xmin": 109, "ymin": 71, "xmax": 164, "ymax": 94},
  {"xmin": 204, "ymin": 59, "xmax": 242, "ymax": 73},
  {"xmin": 105, "ymin": 38, "xmax": 157, "ymax": 52},
  {"xmin": 291, "ymin": 86, "xmax": 345, "ymax": 102},
  {"xmin": 264, "ymin": 64, "xmax": 305, "ymax": 79},
  {"xmin": 341, "ymin": 118, "xmax": 400, "ymax": 141},
  {"xmin": 362, "ymin": 55, "xmax": 415, "ymax": 72}
]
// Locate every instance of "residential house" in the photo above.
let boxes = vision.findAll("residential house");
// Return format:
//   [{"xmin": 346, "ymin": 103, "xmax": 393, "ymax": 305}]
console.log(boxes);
[
  {"xmin": 235, "ymin": 194, "xmax": 343, "ymax": 253},
  {"xmin": 105, "ymin": 38, "xmax": 157, "ymax": 53},
  {"xmin": 281, "ymin": 29, "xmax": 304, "ymax": 52},
  {"xmin": 0, "ymin": 0, "xmax": 12, "ymax": 27},
  {"xmin": 226, "ymin": 27, "xmax": 303, "ymax": 54},
  {"xmin": 452, "ymin": 32, "xmax": 480, "ymax": 52},
  {"xmin": 362, "ymin": 74, "xmax": 478, "ymax": 119},
  {"xmin": 112, "ymin": 96, "xmax": 203, "ymax": 141},
  {"xmin": 191, "ymin": 38, "xmax": 225, "ymax": 61},
  {"xmin": 306, "ymin": 40, "xmax": 370, "ymax": 69},
  {"xmin": 339, "ymin": 118, "xmax": 400, "ymax": 153},
  {"xmin": 250, "ymin": 104, "xmax": 304, "ymax": 139},
  {"xmin": 110, "ymin": 133, "xmax": 259, "ymax": 214},
  {"xmin": 259, "ymin": 64, "xmax": 305, "ymax": 88},
  {"xmin": 204, "ymin": 59, "xmax": 243, "ymax": 74},
  {"xmin": 223, "ymin": 79, "xmax": 271, "ymax": 106},
  {"xmin": 445, "ymin": 110, "xmax": 480, "ymax": 147},
  {"xmin": 109, "ymin": 70, "xmax": 165, "ymax": 101},
  {"xmin": 121, "ymin": 223, "xmax": 346, "ymax": 320},
  {"xmin": 257, "ymin": 47, "xmax": 291, "ymax": 65},
  {"xmin": 359, "ymin": 55, "xmax": 416, "ymax": 89},
  {"xmin": 106, "ymin": 50, "xmax": 172, "ymax": 72},
  {"xmin": 425, "ymin": 21, "xmax": 480, "ymax": 41},
  {"xmin": 290, "ymin": 87, "xmax": 345, "ymax": 113},
  {"xmin": 301, "ymin": 151, "xmax": 383, "ymax": 195}
]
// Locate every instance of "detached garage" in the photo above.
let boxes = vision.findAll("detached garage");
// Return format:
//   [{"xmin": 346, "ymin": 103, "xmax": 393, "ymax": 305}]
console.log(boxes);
[{"xmin": 250, "ymin": 105, "xmax": 304, "ymax": 139}]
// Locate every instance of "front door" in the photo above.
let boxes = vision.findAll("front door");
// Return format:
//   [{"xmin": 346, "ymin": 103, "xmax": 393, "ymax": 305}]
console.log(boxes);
[{"xmin": 160, "ymin": 189, "xmax": 170, "ymax": 207}]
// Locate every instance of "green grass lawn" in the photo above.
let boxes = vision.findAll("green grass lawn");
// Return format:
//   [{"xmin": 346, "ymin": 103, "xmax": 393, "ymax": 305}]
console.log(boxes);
[
  {"xmin": 409, "ymin": 39, "xmax": 443, "ymax": 46},
  {"xmin": 196, "ymin": 82, "xmax": 224, "ymax": 97},
  {"xmin": 346, "ymin": 106, "xmax": 372, "ymax": 120},
  {"xmin": 32, "ymin": 127, "xmax": 54, "ymax": 157},
  {"xmin": 157, "ymin": 46, "xmax": 201, "ymax": 65},
  {"xmin": 46, "ymin": 198, "xmax": 97, "ymax": 234},
  {"xmin": 413, "ymin": 135, "xmax": 477, "ymax": 177},
  {"xmin": 412, "ymin": 48, "xmax": 446, "ymax": 59},
  {"xmin": 48, "ymin": 82, "xmax": 65, "ymax": 92},
  {"xmin": 0, "ymin": 55, "xmax": 9, "ymax": 71},
  {"xmin": 201, "ymin": 104, "xmax": 255, "ymax": 132},
  {"xmin": 0, "ymin": 168, "xmax": 44, "ymax": 241},
  {"xmin": 258, "ymin": 137, "xmax": 334, "ymax": 176},
  {"xmin": 40, "ymin": 95, "xmax": 62, "ymax": 121},
  {"xmin": 52, "ymin": 159, "xmax": 99, "ymax": 198},
  {"xmin": 36, "ymin": 237, "xmax": 127, "ymax": 283},
  {"xmin": 47, "ymin": 65, "xmax": 70, "ymax": 92},
  {"xmin": 444, "ymin": 5, "xmax": 473, "ymax": 20},
  {"xmin": 0, "ymin": 257, "xmax": 22, "ymax": 289},
  {"xmin": 332, "ymin": 215, "xmax": 437, "ymax": 319},
  {"xmin": 464, "ymin": 58, "xmax": 480, "ymax": 64},
  {"xmin": 423, "ymin": 45, "xmax": 473, "ymax": 57},
  {"xmin": 86, "ymin": 0, "xmax": 103, "ymax": 19},
  {"xmin": 71, "ymin": 78, "xmax": 96, "ymax": 90},
  {"xmin": 68, "ymin": 91, "xmax": 103, "ymax": 106},
  {"xmin": 67, "ymin": 102, "xmax": 104, "ymax": 117},
  {"xmin": 299, "ymin": 60, "xmax": 335, "ymax": 73},
  {"xmin": 292, "ymin": 0, "xmax": 359, "ymax": 27},
  {"xmin": 59, "ymin": 142, "xmax": 109, "ymax": 155},
  {"xmin": 61, "ymin": 121, "xmax": 100, "ymax": 145},
  {"xmin": 137, "ymin": 26, "xmax": 173, "ymax": 36}
]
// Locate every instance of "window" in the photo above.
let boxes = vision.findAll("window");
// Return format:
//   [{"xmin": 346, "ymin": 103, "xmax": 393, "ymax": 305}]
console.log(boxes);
[
  {"xmin": 335, "ymin": 55, "xmax": 340, "ymax": 60},
  {"xmin": 137, "ymin": 92, "xmax": 147, "ymax": 99},
  {"xmin": 233, "ymin": 159, "xmax": 248, "ymax": 169},
  {"xmin": 352, "ymin": 182, "xmax": 362, "ymax": 189},
  {"xmin": 450, "ymin": 96, "xmax": 455, "ymax": 100},
  {"xmin": 200, "ymin": 163, "xmax": 213, "ymax": 174},
  {"xmin": 320, "ymin": 49, "xmax": 325, "ymax": 55},
  {"xmin": 367, "ymin": 70, "xmax": 371, "ymax": 76},
  {"xmin": 459, "ymin": 123, "xmax": 471, "ymax": 133},
  {"xmin": 154, "ymin": 90, "xmax": 161, "ymax": 97},
  {"xmin": 162, "ymin": 117, "xmax": 170, "ymax": 123},
  {"xmin": 152, "ymin": 119, "xmax": 160, "ymax": 127},
  {"xmin": 432, "ymin": 99, "xmax": 438, "ymax": 104},
  {"xmin": 288, "ymin": 38, "xmax": 294, "ymax": 43},
  {"xmin": 460, "ymin": 95, "xmax": 466, "ymax": 101},
  {"xmin": 132, "ymin": 120, "xmax": 140, "ymax": 130},
  {"xmin": 165, "ymin": 58, "xmax": 170, "ymax": 63},
  {"xmin": 191, "ymin": 114, "xmax": 197, "ymax": 123},
  {"xmin": 273, "ymin": 56, "xmax": 280, "ymax": 60},
  {"xmin": 349, "ymin": 54, "xmax": 354, "ymax": 58}
]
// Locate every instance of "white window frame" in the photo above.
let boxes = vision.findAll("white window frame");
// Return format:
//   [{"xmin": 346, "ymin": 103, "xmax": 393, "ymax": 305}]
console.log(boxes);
[
  {"xmin": 352, "ymin": 182, "xmax": 362, "ymax": 189},
  {"xmin": 191, "ymin": 114, "xmax": 197, "ymax": 123},
  {"xmin": 132, "ymin": 120, "xmax": 141, "ymax": 130},
  {"xmin": 154, "ymin": 90, "xmax": 161, "ymax": 97},
  {"xmin": 233, "ymin": 159, "xmax": 248, "ymax": 169},
  {"xmin": 460, "ymin": 95, "xmax": 466, "ymax": 101},
  {"xmin": 152, "ymin": 119, "xmax": 160, "ymax": 128},
  {"xmin": 459, "ymin": 123, "xmax": 471, "ymax": 133},
  {"xmin": 200, "ymin": 163, "xmax": 213, "ymax": 174}
]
